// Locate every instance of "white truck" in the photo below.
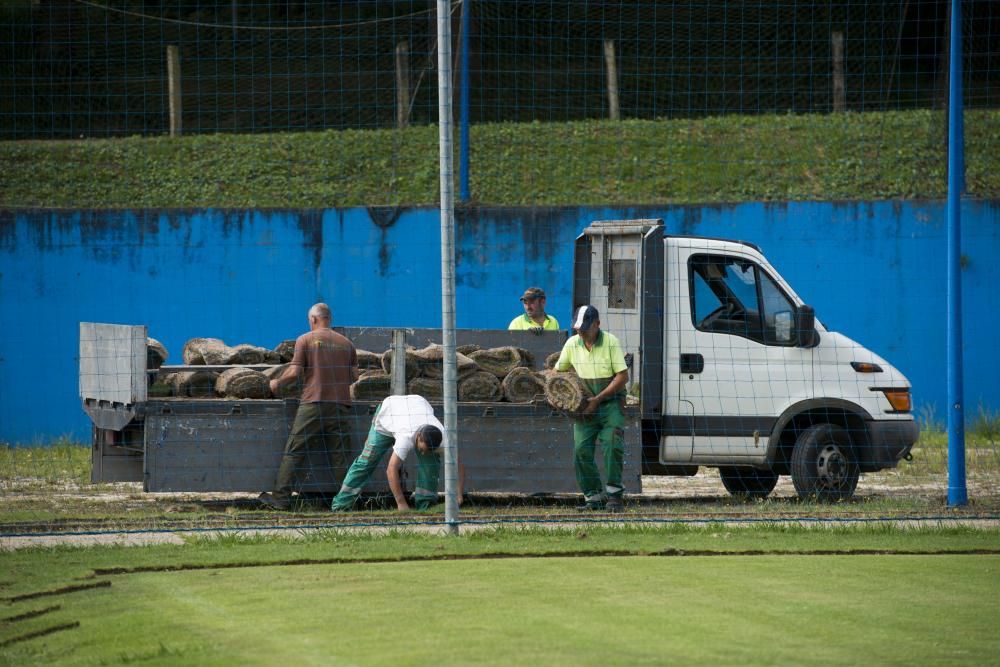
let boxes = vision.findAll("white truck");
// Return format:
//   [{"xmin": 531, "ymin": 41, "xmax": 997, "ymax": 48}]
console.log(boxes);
[
  {"xmin": 83, "ymin": 217, "xmax": 918, "ymax": 503},
  {"xmin": 580, "ymin": 218, "xmax": 918, "ymax": 501}
]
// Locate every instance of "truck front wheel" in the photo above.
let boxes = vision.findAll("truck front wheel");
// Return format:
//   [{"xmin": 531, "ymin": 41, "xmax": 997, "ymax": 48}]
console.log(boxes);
[
  {"xmin": 790, "ymin": 424, "xmax": 860, "ymax": 501},
  {"xmin": 719, "ymin": 467, "xmax": 778, "ymax": 500}
]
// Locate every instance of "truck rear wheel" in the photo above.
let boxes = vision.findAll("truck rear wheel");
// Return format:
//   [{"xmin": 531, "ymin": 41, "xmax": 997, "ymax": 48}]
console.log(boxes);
[
  {"xmin": 790, "ymin": 424, "xmax": 860, "ymax": 501},
  {"xmin": 719, "ymin": 467, "xmax": 778, "ymax": 500}
]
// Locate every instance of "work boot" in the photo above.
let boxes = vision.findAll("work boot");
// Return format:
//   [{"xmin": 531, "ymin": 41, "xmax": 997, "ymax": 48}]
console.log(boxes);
[
  {"xmin": 258, "ymin": 492, "xmax": 291, "ymax": 511},
  {"xmin": 605, "ymin": 496, "xmax": 624, "ymax": 513},
  {"xmin": 576, "ymin": 497, "xmax": 605, "ymax": 511}
]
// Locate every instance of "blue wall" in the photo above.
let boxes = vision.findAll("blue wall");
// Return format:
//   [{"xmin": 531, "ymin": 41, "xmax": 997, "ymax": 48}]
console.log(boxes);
[{"xmin": 1, "ymin": 201, "xmax": 997, "ymax": 442}]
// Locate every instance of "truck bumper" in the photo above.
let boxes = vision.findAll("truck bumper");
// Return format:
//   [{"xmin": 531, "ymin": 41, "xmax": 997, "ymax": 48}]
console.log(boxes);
[{"xmin": 860, "ymin": 419, "xmax": 920, "ymax": 471}]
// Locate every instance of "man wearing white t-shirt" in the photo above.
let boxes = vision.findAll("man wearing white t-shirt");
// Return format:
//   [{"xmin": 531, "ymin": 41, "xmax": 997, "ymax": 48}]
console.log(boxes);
[{"xmin": 331, "ymin": 394, "xmax": 463, "ymax": 512}]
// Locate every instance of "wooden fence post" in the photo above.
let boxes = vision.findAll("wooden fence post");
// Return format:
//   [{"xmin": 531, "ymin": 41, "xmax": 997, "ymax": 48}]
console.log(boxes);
[
  {"xmin": 603, "ymin": 39, "xmax": 620, "ymax": 121},
  {"xmin": 396, "ymin": 41, "xmax": 411, "ymax": 128},
  {"xmin": 167, "ymin": 45, "xmax": 182, "ymax": 136},
  {"xmin": 831, "ymin": 31, "xmax": 846, "ymax": 113}
]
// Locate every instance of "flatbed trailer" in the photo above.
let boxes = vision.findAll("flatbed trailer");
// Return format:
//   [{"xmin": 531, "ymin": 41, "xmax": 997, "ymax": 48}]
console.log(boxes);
[{"xmin": 82, "ymin": 323, "xmax": 642, "ymax": 497}]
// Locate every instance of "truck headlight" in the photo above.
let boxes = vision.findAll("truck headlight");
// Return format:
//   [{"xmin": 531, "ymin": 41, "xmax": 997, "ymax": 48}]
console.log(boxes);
[{"xmin": 881, "ymin": 389, "xmax": 912, "ymax": 412}]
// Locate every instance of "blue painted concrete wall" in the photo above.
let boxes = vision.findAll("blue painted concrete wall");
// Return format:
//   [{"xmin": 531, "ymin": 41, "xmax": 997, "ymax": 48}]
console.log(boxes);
[{"xmin": 1, "ymin": 201, "xmax": 997, "ymax": 442}]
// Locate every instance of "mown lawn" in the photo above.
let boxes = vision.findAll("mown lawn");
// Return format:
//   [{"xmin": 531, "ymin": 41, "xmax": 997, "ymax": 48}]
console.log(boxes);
[{"xmin": 1, "ymin": 526, "xmax": 999, "ymax": 665}]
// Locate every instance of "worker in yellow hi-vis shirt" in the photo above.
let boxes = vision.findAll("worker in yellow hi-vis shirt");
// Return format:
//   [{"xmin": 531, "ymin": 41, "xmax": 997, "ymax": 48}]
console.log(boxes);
[
  {"xmin": 554, "ymin": 305, "xmax": 629, "ymax": 512},
  {"xmin": 508, "ymin": 287, "xmax": 560, "ymax": 331}
]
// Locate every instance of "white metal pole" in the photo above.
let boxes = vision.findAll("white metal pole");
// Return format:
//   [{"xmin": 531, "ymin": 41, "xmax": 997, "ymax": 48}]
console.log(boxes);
[{"xmin": 436, "ymin": 0, "xmax": 459, "ymax": 533}]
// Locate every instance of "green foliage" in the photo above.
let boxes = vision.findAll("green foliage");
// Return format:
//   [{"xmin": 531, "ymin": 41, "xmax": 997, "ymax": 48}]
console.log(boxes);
[
  {"xmin": 970, "ymin": 404, "xmax": 1000, "ymax": 442},
  {"xmin": 1, "ymin": 110, "xmax": 997, "ymax": 208},
  {"xmin": 0, "ymin": 439, "xmax": 90, "ymax": 488}
]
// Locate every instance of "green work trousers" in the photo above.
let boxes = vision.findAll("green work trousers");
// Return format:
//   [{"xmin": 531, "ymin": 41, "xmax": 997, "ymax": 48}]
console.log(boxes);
[
  {"xmin": 572, "ymin": 399, "xmax": 625, "ymax": 504},
  {"xmin": 331, "ymin": 407, "xmax": 440, "ymax": 510},
  {"xmin": 273, "ymin": 402, "xmax": 352, "ymax": 502}
]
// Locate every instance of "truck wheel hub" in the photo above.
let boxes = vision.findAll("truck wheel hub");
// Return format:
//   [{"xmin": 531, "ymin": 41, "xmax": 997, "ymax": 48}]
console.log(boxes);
[{"xmin": 816, "ymin": 444, "xmax": 848, "ymax": 488}]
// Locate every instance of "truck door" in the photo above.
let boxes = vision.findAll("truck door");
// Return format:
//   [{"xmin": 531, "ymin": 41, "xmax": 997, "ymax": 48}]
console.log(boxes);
[{"xmin": 676, "ymin": 250, "xmax": 813, "ymax": 462}]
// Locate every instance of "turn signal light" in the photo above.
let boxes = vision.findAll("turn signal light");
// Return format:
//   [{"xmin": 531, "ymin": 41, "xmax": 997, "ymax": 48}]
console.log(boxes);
[
  {"xmin": 882, "ymin": 389, "xmax": 912, "ymax": 412},
  {"xmin": 851, "ymin": 361, "xmax": 883, "ymax": 373}
]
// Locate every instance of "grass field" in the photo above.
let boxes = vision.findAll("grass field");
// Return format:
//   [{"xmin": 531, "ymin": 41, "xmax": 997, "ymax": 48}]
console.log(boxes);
[
  {"xmin": 1, "ymin": 525, "xmax": 998, "ymax": 665},
  {"xmin": 1, "ymin": 109, "xmax": 997, "ymax": 208}
]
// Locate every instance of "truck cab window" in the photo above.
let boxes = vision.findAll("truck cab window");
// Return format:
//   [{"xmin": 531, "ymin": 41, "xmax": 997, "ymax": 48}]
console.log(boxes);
[
  {"xmin": 689, "ymin": 254, "xmax": 767, "ymax": 343},
  {"xmin": 759, "ymin": 270, "xmax": 796, "ymax": 344}
]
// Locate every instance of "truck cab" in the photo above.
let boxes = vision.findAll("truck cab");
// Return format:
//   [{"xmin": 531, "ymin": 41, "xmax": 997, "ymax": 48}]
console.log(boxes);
[{"xmin": 574, "ymin": 218, "xmax": 918, "ymax": 501}]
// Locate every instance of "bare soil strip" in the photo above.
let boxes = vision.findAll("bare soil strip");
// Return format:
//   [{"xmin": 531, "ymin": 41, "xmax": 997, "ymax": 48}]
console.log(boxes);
[
  {"xmin": 3, "ymin": 580, "xmax": 111, "ymax": 604},
  {"xmin": 84, "ymin": 547, "xmax": 1000, "ymax": 578},
  {"xmin": 0, "ymin": 622, "xmax": 80, "ymax": 648},
  {"xmin": 0, "ymin": 605, "xmax": 60, "ymax": 625}
]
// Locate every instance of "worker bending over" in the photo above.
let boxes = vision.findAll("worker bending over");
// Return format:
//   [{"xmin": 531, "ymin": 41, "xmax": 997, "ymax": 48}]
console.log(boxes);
[{"xmin": 331, "ymin": 394, "xmax": 464, "ymax": 512}]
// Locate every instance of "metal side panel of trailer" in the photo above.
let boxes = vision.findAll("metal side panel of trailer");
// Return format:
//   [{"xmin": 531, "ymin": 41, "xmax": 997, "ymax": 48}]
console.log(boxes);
[
  {"xmin": 134, "ymin": 399, "xmax": 641, "ymax": 495},
  {"xmin": 83, "ymin": 321, "xmax": 642, "ymax": 497}
]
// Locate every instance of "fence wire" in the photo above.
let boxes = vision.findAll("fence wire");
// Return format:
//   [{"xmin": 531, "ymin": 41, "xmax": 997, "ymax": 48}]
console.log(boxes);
[{"xmin": 0, "ymin": 1, "xmax": 998, "ymax": 534}]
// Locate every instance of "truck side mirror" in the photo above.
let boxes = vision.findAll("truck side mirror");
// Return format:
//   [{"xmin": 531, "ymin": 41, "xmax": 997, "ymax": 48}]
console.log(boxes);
[{"xmin": 795, "ymin": 305, "xmax": 817, "ymax": 348}]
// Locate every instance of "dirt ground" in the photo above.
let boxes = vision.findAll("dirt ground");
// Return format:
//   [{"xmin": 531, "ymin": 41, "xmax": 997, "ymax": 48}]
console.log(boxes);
[{"xmin": 2, "ymin": 468, "xmax": 998, "ymax": 550}]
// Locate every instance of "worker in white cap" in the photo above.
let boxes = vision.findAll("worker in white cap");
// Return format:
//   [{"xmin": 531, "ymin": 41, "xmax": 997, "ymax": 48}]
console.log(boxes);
[{"xmin": 554, "ymin": 305, "xmax": 629, "ymax": 512}]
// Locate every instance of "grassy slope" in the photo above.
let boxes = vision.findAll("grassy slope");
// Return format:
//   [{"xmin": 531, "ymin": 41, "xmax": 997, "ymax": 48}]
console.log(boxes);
[
  {"xmin": 1, "ymin": 527, "xmax": 999, "ymax": 665},
  {"xmin": 0, "ymin": 110, "xmax": 997, "ymax": 208}
]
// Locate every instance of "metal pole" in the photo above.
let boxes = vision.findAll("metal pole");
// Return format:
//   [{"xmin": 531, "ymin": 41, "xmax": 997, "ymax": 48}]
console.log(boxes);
[
  {"xmin": 436, "ymin": 0, "xmax": 459, "ymax": 533},
  {"xmin": 390, "ymin": 330, "xmax": 407, "ymax": 395},
  {"xmin": 946, "ymin": 0, "xmax": 966, "ymax": 507},
  {"xmin": 459, "ymin": 0, "xmax": 471, "ymax": 202}
]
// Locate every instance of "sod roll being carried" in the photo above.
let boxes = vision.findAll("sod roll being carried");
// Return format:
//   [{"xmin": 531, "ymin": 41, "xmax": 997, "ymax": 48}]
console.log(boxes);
[
  {"xmin": 469, "ymin": 346, "xmax": 532, "ymax": 378},
  {"xmin": 501, "ymin": 367, "xmax": 546, "ymax": 403},
  {"xmin": 216, "ymin": 367, "xmax": 270, "ymax": 399},
  {"xmin": 182, "ymin": 337, "xmax": 231, "ymax": 365},
  {"xmin": 544, "ymin": 351, "xmax": 561, "ymax": 370},
  {"xmin": 351, "ymin": 369, "xmax": 392, "ymax": 401},
  {"xmin": 544, "ymin": 371, "xmax": 593, "ymax": 413},
  {"xmin": 458, "ymin": 370, "xmax": 503, "ymax": 402}
]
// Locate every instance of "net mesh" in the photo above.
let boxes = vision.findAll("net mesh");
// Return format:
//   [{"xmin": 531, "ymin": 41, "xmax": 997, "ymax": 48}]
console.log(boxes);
[
  {"xmin": 2, "ymin": 1, "xmax": 997, "ymax": 138},
  {"xmin": 0, "ymin": 1, "xmax": 997, "ymax": 536}
]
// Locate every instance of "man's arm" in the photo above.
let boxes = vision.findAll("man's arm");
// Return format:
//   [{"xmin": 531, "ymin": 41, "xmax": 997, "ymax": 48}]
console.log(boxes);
[
  {"xmin": 268, "ymin": 363, "xmax": 302, "ymax": 395},
  {"xmin": 386, "ymin": 452, "xmax": 410, "ymax": 511},
  {"xmin": 582, "ymin": 369, "xmax": 629, "ymax": 414},
  {"xmin": 553, "ymin": 340, "xmax": 573, "ymax": 372},
  {"xmin": 350, "ymin": 347, "xmax": 361, "ymax": 382}
]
